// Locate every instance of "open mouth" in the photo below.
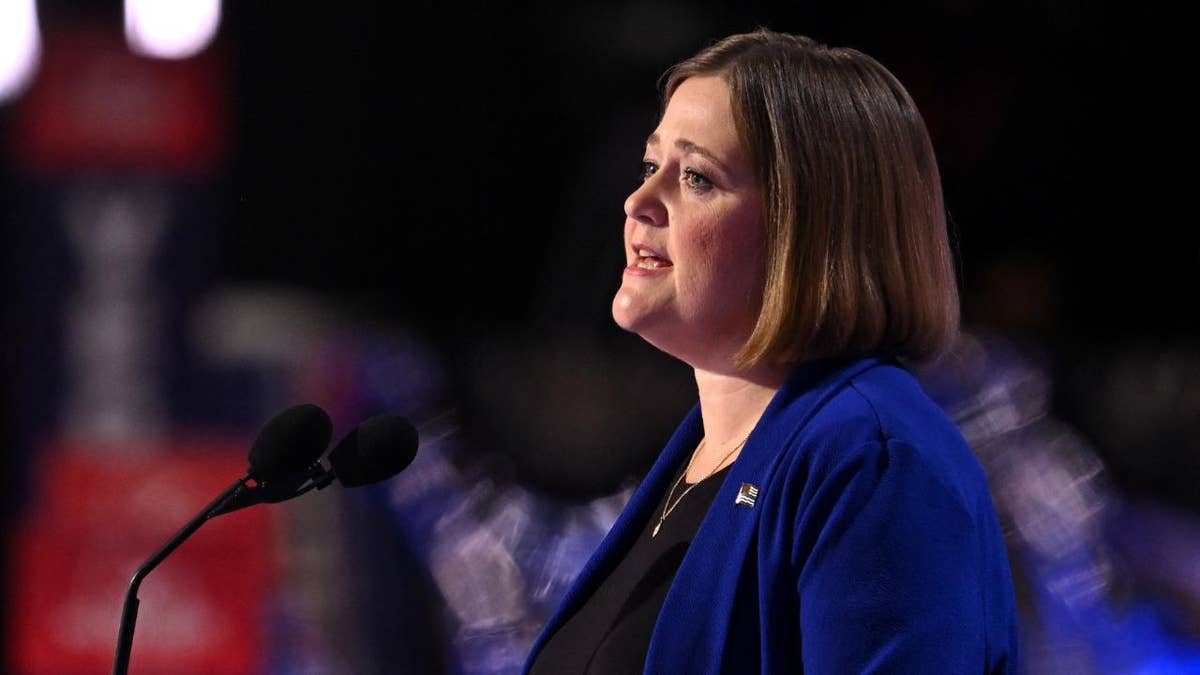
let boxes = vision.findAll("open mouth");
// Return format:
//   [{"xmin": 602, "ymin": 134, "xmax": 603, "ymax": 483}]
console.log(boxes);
[{"xmin": 633, "ymin": 244, "xmax": 672, "ymax": 269}]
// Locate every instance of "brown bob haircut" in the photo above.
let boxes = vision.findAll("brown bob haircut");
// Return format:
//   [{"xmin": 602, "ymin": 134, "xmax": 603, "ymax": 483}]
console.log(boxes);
[{"xmin": 663, "ymin": 29, "xmax": 959, "ymax": 367}]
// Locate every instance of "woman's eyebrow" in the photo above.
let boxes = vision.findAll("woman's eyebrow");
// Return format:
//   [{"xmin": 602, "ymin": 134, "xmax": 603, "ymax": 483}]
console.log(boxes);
[{"xmin": 646, "ymin": 133, "xmax": 730, "ymax": 174}]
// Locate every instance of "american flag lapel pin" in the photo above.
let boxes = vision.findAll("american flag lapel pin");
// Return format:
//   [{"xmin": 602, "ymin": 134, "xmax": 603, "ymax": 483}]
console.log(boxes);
[{"xmin": 735, "ymin": 482, "xmax": 759, "ymax": 507}]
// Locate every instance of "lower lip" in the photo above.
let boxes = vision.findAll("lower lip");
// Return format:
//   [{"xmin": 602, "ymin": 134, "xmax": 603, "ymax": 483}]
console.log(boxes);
[{"xmin": 624, "ymin": 263, "xmax": 672, "ymax": 276}]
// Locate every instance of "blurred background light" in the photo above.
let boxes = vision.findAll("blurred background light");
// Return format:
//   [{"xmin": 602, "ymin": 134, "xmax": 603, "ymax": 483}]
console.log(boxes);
[
  {"xmin": 124, "ymin": 0, "xmax": 221, "ymax": 60},
  {"xmin": 0, "ymin": 0, "xmax": 41, "ymax": 104}
]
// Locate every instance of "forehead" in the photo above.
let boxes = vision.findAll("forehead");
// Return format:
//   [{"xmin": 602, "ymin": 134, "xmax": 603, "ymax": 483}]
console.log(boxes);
[{"xmin": 653, "ymin": 76, "xmax": 741, "ymax": 157}]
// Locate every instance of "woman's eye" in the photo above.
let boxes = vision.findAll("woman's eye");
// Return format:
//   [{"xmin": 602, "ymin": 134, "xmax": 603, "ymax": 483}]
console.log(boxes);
[
  {"xmin": 683, "ymin": 168, "xmax": 713, "ymax": 190},
  {"xmin": 640, "ymin": 160, "xmax": 658, "ymax": 181}
]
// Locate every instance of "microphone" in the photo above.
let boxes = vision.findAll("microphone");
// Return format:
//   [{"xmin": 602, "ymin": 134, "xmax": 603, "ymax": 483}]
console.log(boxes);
[
  {"xmin": 113, "ymin": 403, "xmax": 334, "ymax": 675},
  {"xmin": 113, "ymin": 407, "xmax": 420, "ymax": 675},
  {"xmin": 247, "ymin": 402, "xmax": 333, "ymax": 481},
  {"xmin": 211, "ymin": 413, "xmax": 420, "ymax": 515},
  {"xmin": 327, "ymin": 414, "xmax": 419, "ymax": 487}
]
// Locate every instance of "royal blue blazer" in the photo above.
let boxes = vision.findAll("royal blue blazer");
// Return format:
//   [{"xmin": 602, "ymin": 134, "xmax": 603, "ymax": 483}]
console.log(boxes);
[{"xmin": 523, "ymin": 355, "xmax": 1019, "ymax": 673}]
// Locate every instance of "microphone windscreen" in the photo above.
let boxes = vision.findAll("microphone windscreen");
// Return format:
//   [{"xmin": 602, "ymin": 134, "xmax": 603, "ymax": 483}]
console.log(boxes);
[
  {"xmin": 328, "ymin": 414, "xmax": 419, "ymax": 487},
  {"xmin": 248, "ymin": 403, "xmax": 333, "ymax": 481}
]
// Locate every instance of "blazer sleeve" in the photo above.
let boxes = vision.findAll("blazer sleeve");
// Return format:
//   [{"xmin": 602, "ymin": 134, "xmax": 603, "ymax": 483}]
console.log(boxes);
[{"xmin": 793, "ymin": 437, "xmax": 994, "ymax": 672}]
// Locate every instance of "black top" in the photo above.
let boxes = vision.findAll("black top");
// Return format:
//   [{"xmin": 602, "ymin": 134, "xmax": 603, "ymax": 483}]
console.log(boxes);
[{"xmin": 529, "ymin": 463, "xmax": 732, "ymax": 675}]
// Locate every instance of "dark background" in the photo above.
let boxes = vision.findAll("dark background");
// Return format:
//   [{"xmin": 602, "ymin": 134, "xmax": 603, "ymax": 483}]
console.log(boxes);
[{"xmin": 220, "ymin": 1, "xmax": 1190, "ymax": 340}]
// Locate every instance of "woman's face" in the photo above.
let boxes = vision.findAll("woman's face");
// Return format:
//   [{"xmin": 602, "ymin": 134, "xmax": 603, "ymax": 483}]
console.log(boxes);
[{"xmin": 612, "ymin": 75, "xmax": 764, "ymax": 370}]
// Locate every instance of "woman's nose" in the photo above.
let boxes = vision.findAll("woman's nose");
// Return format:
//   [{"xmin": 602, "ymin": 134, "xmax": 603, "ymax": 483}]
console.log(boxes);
[{"xmin": 624, "ymin": 174, "xmax": 668, "ymax": 227}]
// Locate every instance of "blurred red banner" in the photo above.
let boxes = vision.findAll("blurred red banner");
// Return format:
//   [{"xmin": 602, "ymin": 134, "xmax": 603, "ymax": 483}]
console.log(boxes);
[
  {"xmin": 10, "ymin": 24, "xmax": 227, "ymax": 174},
  {"xmin": 7, "ymin": 437, "xmax": 275, "ymax": 675}
]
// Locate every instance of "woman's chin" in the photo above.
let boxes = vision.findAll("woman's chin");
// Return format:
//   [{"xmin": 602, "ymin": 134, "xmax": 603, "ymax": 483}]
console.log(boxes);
[{"xmin": 611, "ymin": 290, "xmax": 644, "ymax": 332}]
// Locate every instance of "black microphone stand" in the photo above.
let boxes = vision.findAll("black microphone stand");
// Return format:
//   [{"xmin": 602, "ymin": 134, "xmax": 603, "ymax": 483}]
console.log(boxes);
[
  {"xmin": 111, "ymin": 472, "xmax": 251, "ymax": 675},
  {"xmin": 111, "ymin": 462, "xmax": 335, "ymax": 675}
]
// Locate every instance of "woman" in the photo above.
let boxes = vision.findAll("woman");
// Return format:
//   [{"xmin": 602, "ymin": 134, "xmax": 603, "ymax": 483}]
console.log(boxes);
[{"xmin": 525, "ymin": 30, "xmax": 1018, "ymax": 673}]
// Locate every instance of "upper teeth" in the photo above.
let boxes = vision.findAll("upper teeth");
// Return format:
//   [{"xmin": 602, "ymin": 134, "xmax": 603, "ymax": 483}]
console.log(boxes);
[{"xmin": 635, "ymin": 246, "xmax": 670, "ymax": 269}]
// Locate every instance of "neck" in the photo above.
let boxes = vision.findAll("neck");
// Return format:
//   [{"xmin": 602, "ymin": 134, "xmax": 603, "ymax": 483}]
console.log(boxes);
[{"xmin": 686, "ymin": 361, "xmax": 788, "ymax": 479}]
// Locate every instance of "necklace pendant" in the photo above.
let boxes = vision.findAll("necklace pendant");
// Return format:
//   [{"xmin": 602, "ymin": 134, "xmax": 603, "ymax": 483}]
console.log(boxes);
[{"xmin": 652, "ymin": 521, "xmax": 661, "ymax": 538}]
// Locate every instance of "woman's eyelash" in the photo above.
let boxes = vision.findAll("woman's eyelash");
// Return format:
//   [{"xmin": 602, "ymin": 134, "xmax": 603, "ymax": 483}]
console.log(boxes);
[
  {"xmin": 638, "ymin": 160, "xmax": 713, "ymax": 192},
  {"xmin": 640, "ymin": 160, "xmax": 658, "ymax": 180},
  {"xmin": 683, "ymin": 168, "xmax": 712, "ymax": 190}
]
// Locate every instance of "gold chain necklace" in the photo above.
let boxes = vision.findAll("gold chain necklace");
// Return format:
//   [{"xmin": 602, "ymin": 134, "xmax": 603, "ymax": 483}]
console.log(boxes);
[{"xmin": 652, "ymin": 434, "xmax": 749, "ymax": 538}]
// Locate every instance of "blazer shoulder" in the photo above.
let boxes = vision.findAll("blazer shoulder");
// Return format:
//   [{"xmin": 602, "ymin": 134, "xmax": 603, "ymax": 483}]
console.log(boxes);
[{"xmin": 773, "ymin": 361, "xmax": 985, "ymax": 502}]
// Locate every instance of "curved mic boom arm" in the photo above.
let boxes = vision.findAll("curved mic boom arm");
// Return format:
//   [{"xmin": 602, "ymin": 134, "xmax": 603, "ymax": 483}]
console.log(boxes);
[{"xmin": 112, "ymin": 472, "xmax": 251, "ymax": 675}]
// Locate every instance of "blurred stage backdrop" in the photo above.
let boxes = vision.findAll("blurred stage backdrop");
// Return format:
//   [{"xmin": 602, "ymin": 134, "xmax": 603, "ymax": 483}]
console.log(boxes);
[{"xmin": 1, "ymin": 1, "xmax": 1196, "ymax": 674}]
